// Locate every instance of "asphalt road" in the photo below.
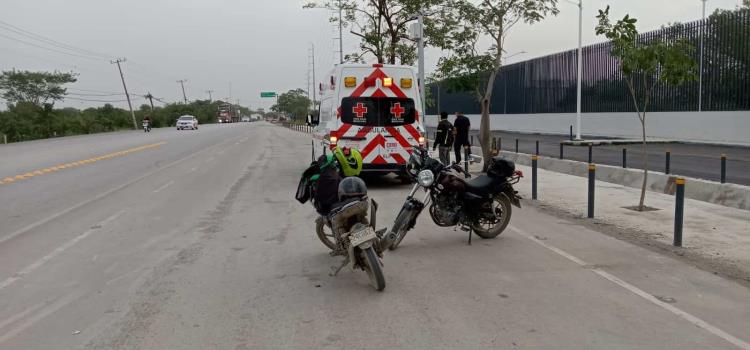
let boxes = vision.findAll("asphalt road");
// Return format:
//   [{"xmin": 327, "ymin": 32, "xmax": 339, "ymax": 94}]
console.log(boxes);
[
  {"xmin": 1, "ymin": 122, "xmax": 749, "ymax": 349},
  {"xmin": 427, "ymin": 128, "xmax": 750, "ymax": 186}
]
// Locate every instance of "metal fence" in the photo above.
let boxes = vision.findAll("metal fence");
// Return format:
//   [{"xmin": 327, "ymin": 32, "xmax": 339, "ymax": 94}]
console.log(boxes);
[{"xmin": 428, "ymin": 9, "xmax": 750, "ymax": 115}]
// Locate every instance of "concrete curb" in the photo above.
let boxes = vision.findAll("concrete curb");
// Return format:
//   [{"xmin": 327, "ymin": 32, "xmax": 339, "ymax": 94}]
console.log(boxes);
[{"xmin": 497, "ymin": 151, "xmax": 750, "ymax": 211}]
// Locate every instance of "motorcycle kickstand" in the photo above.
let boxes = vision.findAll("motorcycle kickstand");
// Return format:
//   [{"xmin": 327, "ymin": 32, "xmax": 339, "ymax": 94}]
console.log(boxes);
[{"xmin": 329, "ymin": 257, "xmax": 349, "ymax": 277}]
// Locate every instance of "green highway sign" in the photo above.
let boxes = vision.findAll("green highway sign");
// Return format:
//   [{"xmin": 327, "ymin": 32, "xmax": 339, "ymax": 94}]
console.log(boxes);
[{"xmin": 260, "ymin": 92, "xmax": 277, "ymax": 98}]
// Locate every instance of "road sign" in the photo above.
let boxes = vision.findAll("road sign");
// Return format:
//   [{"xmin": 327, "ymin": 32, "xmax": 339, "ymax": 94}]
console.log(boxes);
[{"xmin": 260, "ymin": 92, "xmax": 277, "ymax": 98}]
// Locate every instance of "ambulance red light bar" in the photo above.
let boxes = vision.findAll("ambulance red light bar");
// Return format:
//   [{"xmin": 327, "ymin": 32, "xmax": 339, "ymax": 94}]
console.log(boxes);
[{"xmin": 373, "ymin": 64, "xmax": 384, "ymax": 67}]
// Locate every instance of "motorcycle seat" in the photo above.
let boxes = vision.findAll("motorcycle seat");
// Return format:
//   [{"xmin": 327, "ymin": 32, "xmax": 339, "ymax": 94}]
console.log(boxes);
[{"xmin": 464, "ymin": 175, "xmax": 495, "ymax": 195}]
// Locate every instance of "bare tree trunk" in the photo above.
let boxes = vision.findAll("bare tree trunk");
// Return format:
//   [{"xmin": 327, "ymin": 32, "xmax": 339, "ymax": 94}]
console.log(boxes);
[
  {"xmin": 479, "ymin": 70, "xmax": 498, "ymax": 172},
  {"xmin": 638, "ymin": 112, "xmax": 648, "ymax": 211}
]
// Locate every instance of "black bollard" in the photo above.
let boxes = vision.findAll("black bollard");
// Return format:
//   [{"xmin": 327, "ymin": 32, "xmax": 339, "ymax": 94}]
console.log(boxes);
[
  {"xmin": 673, "ymin": 178, "xmax": 685, "ymax": 247},
  {"xmin": 559, "ymin": 143, "xmax": 564, "ymax": 160},
  {"xmin": 622, "ymin": 148, "xmax": 627, "ymax": 168},
  {"xmin": 665, "ymin": 150, "xmax": 671, "ymax": 174},
  {"xmin": 569, "ymin": 125, "xmax": 573, "ymax": 141},
  {"xmin": 515, "ymin": 139, "xmax": 519, "ymax": 153},
  {"xmin": 721, "ymin": 154, "xmax": 727, "ymax": 183},
  {"xmin": 588, "ymin": 144, "xmax": 593, "ymax": 163},
  {"xmin": 535, "ymin": 140, "xmax": 539, "ymax": 155},
  {"xmin": 532, "ymin": 155, "xmax": 538, "ymax": 200},
  {"xmin": 464, "ymin": 146, "xmax": 470, "ymax": 176},
  {"xmin": 588, "ymin": 164, "xmax": 595, "ymax": 219}
]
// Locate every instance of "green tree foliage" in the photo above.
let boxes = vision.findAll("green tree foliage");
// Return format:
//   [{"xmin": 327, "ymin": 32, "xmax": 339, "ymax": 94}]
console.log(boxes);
[
  {"xmin": 434, "ymin": 0, "xmax": 559, "ymax": 170},
  {"xmin": 0, "ymin": 96, "xmax": 248, "ymax": 143},
  {"xmin": 595, "ymin": 6, "xmax": 697, "ymax": 211},
  {"xmin": 304, "ymin": 0, "xmax": 448, "ymax": 64},
  {"xmin": 271, "ymin": 89, "xmax": 312, "ymax": 120},
  {"xmin": 0, "ymin": 70, "xmax": 77, "ymax": 107}
]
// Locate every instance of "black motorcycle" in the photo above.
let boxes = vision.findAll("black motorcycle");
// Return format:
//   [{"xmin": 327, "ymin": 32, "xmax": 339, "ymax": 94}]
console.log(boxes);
[{"xmin": 383, "ymin": 146, "xmax": 523, "ymax": 249}]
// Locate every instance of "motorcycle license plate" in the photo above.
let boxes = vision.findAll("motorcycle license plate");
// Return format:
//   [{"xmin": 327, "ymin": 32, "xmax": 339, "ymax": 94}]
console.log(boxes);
[{"xmin": 349, "ymin": 226, "xmax": 376, "ymax": 247}]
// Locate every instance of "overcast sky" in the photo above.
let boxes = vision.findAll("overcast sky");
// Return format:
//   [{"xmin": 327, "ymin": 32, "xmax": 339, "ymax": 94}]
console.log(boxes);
[{"xmin": 0, "ymin": 0, "xmax": 744, "ymax": 111}]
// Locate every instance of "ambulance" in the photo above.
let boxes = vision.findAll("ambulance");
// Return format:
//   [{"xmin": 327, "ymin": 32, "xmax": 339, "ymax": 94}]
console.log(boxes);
[{"xmin": 309, "ymin": 64, "xmax": 426, "ymax": 177}]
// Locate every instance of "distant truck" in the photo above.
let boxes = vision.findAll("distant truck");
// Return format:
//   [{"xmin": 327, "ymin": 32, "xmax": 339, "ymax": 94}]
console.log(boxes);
[{"xmin": 217, "ymin": 104, "xmax": 239, "ymax": 123}]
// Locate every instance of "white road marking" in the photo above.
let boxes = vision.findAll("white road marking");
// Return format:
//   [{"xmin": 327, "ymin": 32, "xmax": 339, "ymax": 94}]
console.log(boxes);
[
  {"xmin": 511, "ymin": 225, "xmax": 750, "ymax": 350},
  {"xmin": 0, "ymin": 131, "xmax": 249, "ymax": 246},
  {"xmin": 0, "ymin": 210, "xmax": 126, "ymax": 291},
  {"xmin": 152, "ymin": 180, "xmax": 174, "ymax": 193},
  {"xmin": 0, "ymin": 302, "xmax": 46, "ymax": 331},
  {"xmin": 0, "ymin": 289, "xmax": 86, "ymax": 344}
]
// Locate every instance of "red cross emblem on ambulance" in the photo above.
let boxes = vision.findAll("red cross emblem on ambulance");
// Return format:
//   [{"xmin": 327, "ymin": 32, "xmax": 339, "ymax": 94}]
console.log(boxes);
[
  {"xmin": 353, "ymin": 102, "xmax": 368, "ymax": 118},
  {"xmin": 390, "ymin": 102, "xmax": 405, "ymax": 119}
]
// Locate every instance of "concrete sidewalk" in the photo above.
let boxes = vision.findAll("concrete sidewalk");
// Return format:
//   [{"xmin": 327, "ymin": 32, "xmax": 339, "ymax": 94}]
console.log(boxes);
[{"xmin": 508, "ymin": 161, "xmax": 750, "ymax": 284}]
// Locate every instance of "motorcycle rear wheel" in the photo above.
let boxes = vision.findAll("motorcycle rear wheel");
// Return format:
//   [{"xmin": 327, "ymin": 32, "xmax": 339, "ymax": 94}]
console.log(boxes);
[
  {"xmin": 315, "ymin": 218, "xmax": 337, "ymax": 250},
  {"xmin": 472, "ymin": 195, "xmax": 512, "ymax": 239},
  {"xmin": 361, "ymin": 246, "xmax": 385, "ymax": 291}
]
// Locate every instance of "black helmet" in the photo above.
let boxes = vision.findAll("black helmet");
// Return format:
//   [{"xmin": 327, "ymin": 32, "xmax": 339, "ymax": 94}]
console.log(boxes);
[{"xmin": 338, "ymin": 177, "xmax": 367, "ymax": 201}]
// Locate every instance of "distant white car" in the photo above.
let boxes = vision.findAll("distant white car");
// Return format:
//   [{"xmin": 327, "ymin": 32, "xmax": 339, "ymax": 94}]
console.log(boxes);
[
  {"xmin": 241, "ymin": 116, "xmax": 251, "ymax": 122},
  {"xmin": 176, "ymin": 115, "xmax": 198, "ymax": 130}
]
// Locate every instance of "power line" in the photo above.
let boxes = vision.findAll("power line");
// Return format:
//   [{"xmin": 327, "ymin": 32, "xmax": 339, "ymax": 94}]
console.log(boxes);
[
  {"xmin": 68, "ymin": 87, "xmax": 125, "ymax": 94},
  {"xmin": 0, "ymin": 19, "xmax": 112, "ymax": 59},
  {"xmin": 68, "ymin": 92, "xmax": 126, "ymax": 97},
  {"xmin": 0, "ymin": 33, "xmax": 106, "ymax": 61},
  {"xmin": 64, "ymin": 96, "xmax": 131, "ymax": 103}
]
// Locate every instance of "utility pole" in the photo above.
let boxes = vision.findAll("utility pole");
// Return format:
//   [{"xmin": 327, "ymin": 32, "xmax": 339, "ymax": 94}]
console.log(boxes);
[
  {"xmin": 111, "ymin": 58, "xmax": 138, "ymax": 130},
  {"xmin": 206, "ymin": 89, "xmax": 214, "ymax": 102},
  {"xmin": 145, "ymin": 92, "xmax": 155, "ymax": 114},
  {"xmin": 311, "ymin": 43, "xmax": 317, "ymax": 107},
  {"xmin": 177, "ymin": 80, "xmax": 188, "ymax": 103}
]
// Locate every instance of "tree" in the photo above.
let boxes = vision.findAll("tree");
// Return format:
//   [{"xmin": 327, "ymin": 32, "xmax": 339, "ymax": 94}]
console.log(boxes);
[
  {"xmin": 435, "ymin": 0, "xmax": 559, "ymax": 170},
  {"xmin": 595, "ymin": 6, "xmax": 697, "ymax": 211},
  {"xmin": 304, "ymin": 0, "xmax": 448, "ymax": 64},
  {"xmin": 271, "ymin": 89, "xmax": 312, "ymax": 120},
  {"xmin": 0, "ymin": 70, "xmax": 77, "ymax": 107}
]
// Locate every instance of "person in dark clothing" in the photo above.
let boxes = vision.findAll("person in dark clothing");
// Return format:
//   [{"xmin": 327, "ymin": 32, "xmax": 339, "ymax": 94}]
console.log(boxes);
[
  {"xmin": 432, "ymin": 112, "xmax": 454, "ymax": 165},
  {"xmin": 452, "ymin": 112, "xmax": 471, "ymax": 164}
]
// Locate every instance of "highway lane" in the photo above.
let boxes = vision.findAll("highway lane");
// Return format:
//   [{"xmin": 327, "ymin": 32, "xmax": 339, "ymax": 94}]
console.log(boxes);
[{"xmin": 0, "ymin": 122, "xmax": 748, "ymax": 349}]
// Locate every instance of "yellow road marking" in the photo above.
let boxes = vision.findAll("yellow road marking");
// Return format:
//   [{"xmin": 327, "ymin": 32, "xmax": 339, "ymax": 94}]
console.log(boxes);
[{"xmin": 1, "ymin": 141, "xmax": 167, "ymax": 186}]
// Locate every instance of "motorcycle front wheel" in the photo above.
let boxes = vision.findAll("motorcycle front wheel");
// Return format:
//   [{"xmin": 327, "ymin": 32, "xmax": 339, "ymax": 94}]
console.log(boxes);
[
  {"xmin": 361, "ymin": 246, "xmax": 385, "ymax": 291},
  {"xmin": 387, "ymin": 208, "xmax": 412, "ymax": 250},
  {"xmin": 472, "ymin": 194, "xmax": 512, "ymax": 239},
  {"xmin": 315, "ymin": 218, "xmax": 337, "ymax": 250}
]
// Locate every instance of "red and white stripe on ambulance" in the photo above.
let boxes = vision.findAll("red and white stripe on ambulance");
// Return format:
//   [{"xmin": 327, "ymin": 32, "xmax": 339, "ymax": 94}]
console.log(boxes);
[{"xmin": 332, "ymin": 67, "xmax": 423, "ymax": 165}]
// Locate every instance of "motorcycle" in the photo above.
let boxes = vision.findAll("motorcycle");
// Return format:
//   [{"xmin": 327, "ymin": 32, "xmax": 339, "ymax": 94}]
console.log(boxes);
[
  {"xmin": 382, "ymin": 146, "xmax": 523, "ymax": 250},
  {"xmin": 297, "ymin": 169, "xmax": 387, "ymax": 291},
  {"xmin": 316, "ymin": 196, "xmax": 386, "ymax": 291},
  {"xmin": 142, "ymin": 120, "xmax": 151, "ymax": 132}
]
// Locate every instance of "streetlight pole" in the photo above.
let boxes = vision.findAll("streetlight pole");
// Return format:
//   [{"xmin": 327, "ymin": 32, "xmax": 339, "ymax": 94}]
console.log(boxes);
[
  {"xmin": 575, "ymin": 0, "xmax": 583, "ymax": 140},
  {"xmin": 338, "ymin": 0, "xmax": 344, "ymax": 64},
  {"xmin": 417, "ymin": 13, "xmax": 426, "ymax": 119},
  {"xmin": 699, "ymin": 0, "xmax": 707, "ymax": 112}
]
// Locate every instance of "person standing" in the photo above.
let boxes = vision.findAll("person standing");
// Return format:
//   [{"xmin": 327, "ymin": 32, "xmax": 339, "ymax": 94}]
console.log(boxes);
[
  {"xmin": 453, "ymin": 112, "xmax": 471, "ymax": 164},
  {"xmin": 432, "ymin": 112, "xmax": 454, "ymax": 165}
]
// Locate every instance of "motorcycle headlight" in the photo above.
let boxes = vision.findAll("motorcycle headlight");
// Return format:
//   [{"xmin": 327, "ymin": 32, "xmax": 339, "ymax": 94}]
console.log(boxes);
[{"xmin": 417, "ymin": 170, "xmax": 434, "ymax": 187}]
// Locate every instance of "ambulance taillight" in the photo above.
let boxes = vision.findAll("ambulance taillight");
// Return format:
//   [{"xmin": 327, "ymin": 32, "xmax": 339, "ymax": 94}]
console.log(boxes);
[
  {"xmin": 329, "ymin": 135, "xmax": 338, "ymax": 145},
  {"xmin": 419, "ymin": 135, "xmax": 426, "ymax": 145}
]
